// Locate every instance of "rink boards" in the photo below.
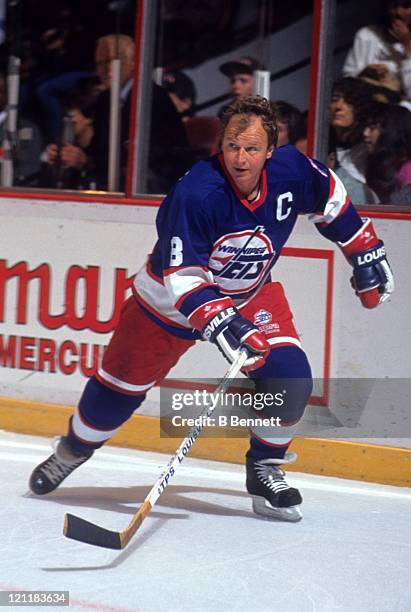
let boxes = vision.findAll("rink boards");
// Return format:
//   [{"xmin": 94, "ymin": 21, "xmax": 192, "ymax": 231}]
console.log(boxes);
[{"xmin": 0, "ymin": 196, "xmax": 410, "ymax": 486}]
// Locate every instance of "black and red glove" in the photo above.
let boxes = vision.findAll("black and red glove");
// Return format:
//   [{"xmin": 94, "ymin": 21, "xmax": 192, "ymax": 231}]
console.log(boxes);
[
  {"xmin": 190, "ymin": 301, "xmax": 270, "ymax": 372},
  {"xmin": 339, "ymin": 219, "xmax": 394, "ymax": 309}
]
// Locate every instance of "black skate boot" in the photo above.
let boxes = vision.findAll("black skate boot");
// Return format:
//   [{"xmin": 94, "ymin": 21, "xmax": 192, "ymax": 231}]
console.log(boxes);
[
  {"xmin": 246, "ymin": 453, "xmax": 302, "ymax": 522},
  {"xmin": 29, "ymin": 437, "xmax": 94, "ymax": 495}
]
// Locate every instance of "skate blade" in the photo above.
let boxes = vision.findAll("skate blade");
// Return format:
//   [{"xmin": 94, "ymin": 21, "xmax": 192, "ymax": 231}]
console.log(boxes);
[{"xmin": 252, "ymin": 496, "xmax": 303, "ymax": 522}]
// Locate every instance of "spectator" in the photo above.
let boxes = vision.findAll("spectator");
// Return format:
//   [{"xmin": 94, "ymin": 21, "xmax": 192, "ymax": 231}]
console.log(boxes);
[
  {"xmin": 42, "ymin": 33, "xmax": 135, "ymax": 191},
  {"xmin": 271, "ymin": 100, "xmax": 303, "ymax": 146},
  {"xmin": 148, "ymin": 82, "xmax": 196, "ymax": 193},
  {"xmin": 291, "ymin": 106, "xmax": 378, "ymax": 206},
  {"xmin": 331, "ymin": 144, "xmax": 379, "ymax": 205},
  {"xmin": 39, "ymin": 83, "xmax": 99, "ymax": 190},
  {"xmin": 164, "ymin": 72, "xmax": 220, "ymax": 162},
  {"xmin": 0, "ymin": 73, "xmax": 44, "ymax": 186},
  {"xmin": 293, "ymin": 111, "xmax": 309, "ymax": 155},
  {"xmin": 343, "ymin": 0, "xmax": 411, "ymax": 103},
  {"xmin": 35, "ymin": 69, "xmax": 96, "ymax": 143},
  {"xmin": 389, "ymin": 181, "xmax": 411, "ymax": 203},
  {"xmin": 90, "ymin": 34, "xmax": 135, "ymax": 190},
  {"xmin": 94, "ymin": 34, "xmax": 135, "ymax": 92},
  {"xmin": 364, "ymin": 101, "xmax": 411, "ymax": 202},
  {"xmin": 329, "ymin": 77, "xmax": 374, "ymax": 186},
  {"xmin": 358, "ymin": 64, "xmax": 402, "ymax": 104},
  {"xmin": 162, "ymin": 70, "xmax": 197, "ymax": 120},
  {"xmin": 37, "ymin": 33, "xmax": 194, "ymax": 193},
  {"xmin": 218, "ymin": 56, "xmax": 265, "ymax": 117},
  {"xmin": 30, "ymin": 2, "xmax": 96, "ymax": 141}
]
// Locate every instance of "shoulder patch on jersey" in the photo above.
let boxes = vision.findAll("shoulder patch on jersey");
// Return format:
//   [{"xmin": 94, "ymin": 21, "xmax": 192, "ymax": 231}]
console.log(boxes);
[
  {"xmin": 254, "ymin": 309, "xmax": 272, "ymax": 325},
  {"xmin": 253, "ymin": 309, "xmax": 280, "ymax": 334}
]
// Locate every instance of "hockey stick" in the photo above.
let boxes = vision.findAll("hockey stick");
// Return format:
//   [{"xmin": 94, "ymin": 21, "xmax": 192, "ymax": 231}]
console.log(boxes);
[{"xmin": 63, "ymin": 349, "xmax": 248, "ymax": 549}]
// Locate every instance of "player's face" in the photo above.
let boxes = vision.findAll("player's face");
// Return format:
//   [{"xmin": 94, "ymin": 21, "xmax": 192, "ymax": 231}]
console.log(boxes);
[{"xmin": 222, "ymin": 115, "xmax": 274, "ymax": 198}]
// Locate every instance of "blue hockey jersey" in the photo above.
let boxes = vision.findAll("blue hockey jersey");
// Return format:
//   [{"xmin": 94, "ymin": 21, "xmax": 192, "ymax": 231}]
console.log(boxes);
[{"xmin": 133, "ymin": 145, "xmax": 363, "ymax": 338}]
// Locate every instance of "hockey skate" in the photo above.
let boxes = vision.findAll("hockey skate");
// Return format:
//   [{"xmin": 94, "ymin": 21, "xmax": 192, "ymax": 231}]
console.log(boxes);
[
  {"xmin": 29, "ymin": 437, "xmax": 94, "ymax": 495},
  {"xmin": 246, "ymin": 453, "xmax": 302, "ymax": 522}
]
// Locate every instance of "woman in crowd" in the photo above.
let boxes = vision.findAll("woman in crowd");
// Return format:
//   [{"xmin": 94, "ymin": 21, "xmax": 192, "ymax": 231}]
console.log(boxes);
[
  {"xmin": 343, "ymin": 0, "xmax": 411, "ymax": 104},
  {"xmin": 329, "ymin": 77, "xmax": 378, "ymax": 203},
  {"xmin": 364, "ymin": 101, "xmax": 411, "ymax": 203}
]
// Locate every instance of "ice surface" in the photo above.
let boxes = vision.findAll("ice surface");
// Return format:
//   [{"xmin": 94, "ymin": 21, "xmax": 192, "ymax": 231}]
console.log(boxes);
[{"xmin": 0, "ymin": 430, "xmax": 410, "ymax": 612}]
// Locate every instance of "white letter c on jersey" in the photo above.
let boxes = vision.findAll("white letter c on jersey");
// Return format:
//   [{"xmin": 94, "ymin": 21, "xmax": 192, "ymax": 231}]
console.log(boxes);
[{"xmin": 276, "ymin": 192, "xmax": 292, "ymax": 221}]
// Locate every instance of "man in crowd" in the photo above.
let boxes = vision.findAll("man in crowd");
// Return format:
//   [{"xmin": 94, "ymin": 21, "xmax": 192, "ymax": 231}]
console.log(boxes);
[
  {"xmin": 218, "ymin": 56, "xmax": 265, "ymax": 117},
  {"xmin": 29, "ymin": 96, "xmax": 394, "ymax": 522},
  {"xmin": 91, "ymin": 34, "xmax": 135, "ymax": 190},
  {"xmin": 38, "ymin": 34, "xmax": 135, "ymax": 191},
  {"xmin": 162, "ymin": 70, "xmax": 197, "ymax": 119}
]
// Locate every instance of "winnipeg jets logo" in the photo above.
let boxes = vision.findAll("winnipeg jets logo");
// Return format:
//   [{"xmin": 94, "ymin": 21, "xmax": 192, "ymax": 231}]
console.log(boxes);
[
  {"xmin": 254, "ymin": 309, "xmax": 272, "ymax": 325},
  {"xmin": 253, "ymin": 309, "xmax": 280, "ymax": 334},
  {"xmin": 209, "ymin": 228, "xmax": 275, "ymax": 294}
]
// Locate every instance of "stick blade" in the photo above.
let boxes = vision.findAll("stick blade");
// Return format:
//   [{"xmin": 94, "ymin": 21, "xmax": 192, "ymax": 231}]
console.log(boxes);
[{"xmin": 64, "ymin": 513, "xmax": 123, "ymax": 549}]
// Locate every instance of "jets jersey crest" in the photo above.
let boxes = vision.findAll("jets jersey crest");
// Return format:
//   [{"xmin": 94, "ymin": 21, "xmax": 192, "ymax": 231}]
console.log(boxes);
[
  {"xmin": 133, "ymin": 145, "xmax": 361, "ymax": 337},
  {"xmin": 208, "ymin": 226, "xmax": 275, "ymax": 295}
]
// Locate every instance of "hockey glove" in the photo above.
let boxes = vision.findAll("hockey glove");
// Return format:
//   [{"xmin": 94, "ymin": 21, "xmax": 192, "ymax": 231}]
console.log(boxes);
[
  {"xmin": 189, "ymin": 302, "xmax": 270, "ymax": 372},
  {"xmin": 339, "ymin": 219, "xmax": 394, "ymax": 309}
]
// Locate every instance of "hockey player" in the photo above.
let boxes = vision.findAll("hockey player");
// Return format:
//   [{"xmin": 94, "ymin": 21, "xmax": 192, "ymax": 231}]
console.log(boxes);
[{"xmin": 29, "ymin": 96, "xmax": 394, "ymax": 522}]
